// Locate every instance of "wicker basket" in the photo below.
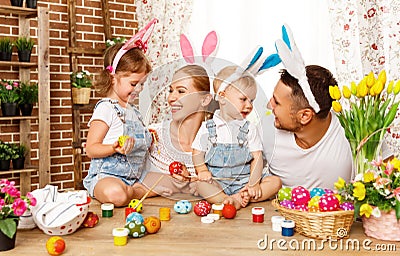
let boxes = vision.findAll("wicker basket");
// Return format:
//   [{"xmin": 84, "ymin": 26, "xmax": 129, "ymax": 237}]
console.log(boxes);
[{"xmin": 272, "ymin": 199, "xmax": 354, "ymax": 239}]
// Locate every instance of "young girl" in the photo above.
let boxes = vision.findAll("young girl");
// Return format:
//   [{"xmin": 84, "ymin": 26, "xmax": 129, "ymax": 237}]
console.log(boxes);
[
  {"xmin": 192, "ymin": 66, "xmax": 281, "ymax": 210},
  {"xmin": 83, "ymin": 30, "xmax": 155, "ymax": 206}
]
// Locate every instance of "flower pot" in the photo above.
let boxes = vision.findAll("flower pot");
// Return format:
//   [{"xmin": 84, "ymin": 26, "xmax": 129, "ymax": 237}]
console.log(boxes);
[
  {"xmin": 0, "ymin": 159, "xmax": 11, "ymax": 171},
  {"xmin": 0, "ymin": 218, "xmax": 18, "ymax": 251},
  {"xmin": 26, "ymin": 0, "xmax": 37, "ymax": 9},
  {"xmin": 10, "ymin": 0, "xmax": 23, "ymax": 7},
  {"xmin": 0, "ymin": 51, "xmax": 12, "ymax": 61},
  {"xmin": 19, "ymin": 103, "xmax": 33, "ymax": 116},
  {"xmin": 17, "ymin": 50, "xmax": 31, "ymax": 62},
  {"xmin": 72, "ymin": 87, "xmax": 91, "ymax": 104},
  {"xmin": 1, "ymin": 103, "xmax": 19, "ymax": 116},
  {"xmin": 362, "ymin": 209, "xmax": 400, "ymax": 241},
  {"xmin": 12, "ymin": 157, "xmax": 25, "ymax": 170}
]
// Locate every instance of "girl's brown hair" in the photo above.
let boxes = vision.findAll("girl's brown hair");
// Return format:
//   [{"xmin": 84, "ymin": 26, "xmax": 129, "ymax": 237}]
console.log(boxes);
[{"xmin": 95, "ymin": 44, "xmax": 152, "ymax": 96}]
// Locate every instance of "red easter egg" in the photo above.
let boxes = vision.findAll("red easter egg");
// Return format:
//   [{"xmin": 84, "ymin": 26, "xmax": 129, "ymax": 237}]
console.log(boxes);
[
  {"xmin": 222, "ymin": 204, "xmax": 237, "ymax": 219},
  {"xmin": 193, "ymin": 200, "xmax": 212, "ymax": 216},
  {"xmin": 318, "ymin": 193, "xmax": 340, "ymax": 212},
  {"xmin": 169, "ymin": 161, "xmax": 183, "ymax": 175},
  {"xmin": 291, "ymin": 186, "xmax": 311, "ymax": 205},
  {"xmin": 82, "ymin": 211, "xmax": 99, "ymax": 228}
]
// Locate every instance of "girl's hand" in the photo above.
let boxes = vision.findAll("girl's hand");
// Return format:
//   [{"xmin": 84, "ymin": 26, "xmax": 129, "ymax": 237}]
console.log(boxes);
[
  {"xmin": 114, "ymin": 137, "xmax": 135, "ymax": 155},
  {"xmin": 247, "ymin": 183, "xmax": 262, "ymax": 200}
]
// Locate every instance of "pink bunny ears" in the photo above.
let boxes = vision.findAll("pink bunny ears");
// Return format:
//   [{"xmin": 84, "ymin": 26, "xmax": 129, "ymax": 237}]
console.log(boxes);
[
  {"xmin": 109, "ymin": 18, "xmax": 158, "ymax": 75},
  {"xmin": 180, "ymin": 31, "xmax": 219, "ymax": 65}
]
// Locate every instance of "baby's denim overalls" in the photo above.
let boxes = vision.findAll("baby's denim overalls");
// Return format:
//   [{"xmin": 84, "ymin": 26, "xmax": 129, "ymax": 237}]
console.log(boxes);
[
  {"xmin": 205, "ymin": 119, "xmax": 253, "ymax": 195},
  {"xmin": 83, "ymin": 99, "xmax": 152, "ymax": 197}
]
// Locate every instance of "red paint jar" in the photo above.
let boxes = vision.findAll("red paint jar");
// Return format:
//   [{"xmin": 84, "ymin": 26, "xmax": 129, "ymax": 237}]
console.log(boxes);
[{"xmin": 252, "ymin": 207, "xmax": 265, "ymax": 223}]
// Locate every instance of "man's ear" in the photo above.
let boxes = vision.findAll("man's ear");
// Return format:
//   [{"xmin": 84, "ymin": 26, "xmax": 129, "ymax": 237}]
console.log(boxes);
[
  {"xmin": 297, "ymin": 108, "xmax": 314, "ymax": 125},
  {"xmin": 201, "ymin": 93, "xmax": 213, "ymax": 107}
]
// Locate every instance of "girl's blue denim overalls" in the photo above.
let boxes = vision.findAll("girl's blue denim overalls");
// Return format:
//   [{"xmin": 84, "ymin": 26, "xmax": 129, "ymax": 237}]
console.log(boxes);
[
  {"xmin": 83, "ymin": 99, "xmax": 152, "ymax": 197},
  {"xmin": 205, "ymin": 119, "xmax": 253, "ymax": 195}
]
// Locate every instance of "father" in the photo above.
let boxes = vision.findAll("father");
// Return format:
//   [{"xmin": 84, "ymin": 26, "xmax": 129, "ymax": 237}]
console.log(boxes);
[
  {"xmin": 261, "ymin": 65, "xmax": 353, "ymax": 189},
  {"xmin": 259, "ymin": 24, "xmax": 353, "ymax": 189}
]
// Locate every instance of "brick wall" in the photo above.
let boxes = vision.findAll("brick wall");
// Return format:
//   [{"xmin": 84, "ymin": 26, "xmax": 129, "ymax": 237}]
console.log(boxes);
[{"xmin": 0, "ymin": 0, "xmax": 138, "ymax": 190}]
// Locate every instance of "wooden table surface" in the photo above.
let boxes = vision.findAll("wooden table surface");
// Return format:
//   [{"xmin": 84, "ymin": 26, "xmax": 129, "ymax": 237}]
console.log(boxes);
[{"xmin": 6, "ymin": 196, "xmax": 400, "ymax": 255}]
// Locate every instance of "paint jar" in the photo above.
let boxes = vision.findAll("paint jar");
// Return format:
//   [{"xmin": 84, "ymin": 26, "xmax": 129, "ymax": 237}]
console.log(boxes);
[
  {"xmin": 101, "ymin": 203, "xmax": 114, "ymax": 217},
  {"xmin": 252, "ymin": 207, "xmax": 265, "ymax": 223},
  {"xmin": 271, "ymin": 216, "xmax": 285, "ymax": 232},
  {"xmin": 212, "ymin": 203, "xmax": 224, "ymax": 217},
  {"xmin": 281, "ymin": 220, "xmax": 295, "ymax": 237},
  {"xmin": 125, "ymin": 207, "xmax": 136, "ymax": 218},
  {"xmin": 159, "ymin": 207, "xmax": 171, "ymax": 221},
  {"xmin": 112, "ymin": 228, "xmax": 129, "ymax": 246}
]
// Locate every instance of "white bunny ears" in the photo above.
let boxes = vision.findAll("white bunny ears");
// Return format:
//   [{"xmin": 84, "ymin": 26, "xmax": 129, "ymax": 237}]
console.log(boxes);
[
  {"xmin": 275, "ymin": 24, "xmax": 321, "ymax": 113},
  {"xmin": 215, "ymin": 46, "xmax": 281, "ymax": 100}
]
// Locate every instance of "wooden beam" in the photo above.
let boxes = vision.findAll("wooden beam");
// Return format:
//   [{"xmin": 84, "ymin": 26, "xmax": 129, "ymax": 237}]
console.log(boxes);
[
  {"xmin": 66, "ymin": 47, "xmax": 104, "ymax": 55},
  {"xmin": 100, "ymin": 0, "xmax": 112, "ymax": 40}
]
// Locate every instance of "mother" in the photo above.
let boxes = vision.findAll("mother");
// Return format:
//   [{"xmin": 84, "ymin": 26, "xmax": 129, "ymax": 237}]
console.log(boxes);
[{"xmin": 141, "ymin": 64, "xmax": 214, "ymax": 196}]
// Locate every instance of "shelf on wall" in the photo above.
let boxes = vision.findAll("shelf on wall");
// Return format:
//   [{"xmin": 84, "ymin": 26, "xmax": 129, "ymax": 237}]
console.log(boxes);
[
  {"xmin": 0, "ymin": 115, "xmax": 38, "ymax": 121},
  {"xmin": 0, "ymin": 5, "xmax": 37, "ymax": 18},
  {"xmin": 0, "ymin": 61, "xmax": 37, "ymax": 68},
  {"xmin": 0, "ymin": 167, "xmax": 38, "ymax": 175}
]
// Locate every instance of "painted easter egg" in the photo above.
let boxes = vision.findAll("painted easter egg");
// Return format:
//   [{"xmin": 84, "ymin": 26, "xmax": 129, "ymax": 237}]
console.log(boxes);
[
  {"xmin": 340, "ymin": 202, "xmax": 355, "ymax": 211},
  {"xmin": 128, "ymin": 199, "xmax": 143, "ymax": 213},
  {"xmin": 126, "ymin": 212, "xmax": 144, "ymax": 224},
  {"xmin": 291, "ymin": 186, "xmax": 311, "ymax": 205},
  {"xmin": 294, "ymin": 204, "xmax": 308, "ymax": 212},
  {"xmin": 174, "ymin": 200, "xmax": 192, "ymax": 214},
  {"xmin": 310, "ymin": 187, "xmax": 326, "ymax": 198},
  {"xmin": 307, "ymin": 196, "xmax": 320, "ymax": 209},
  {"xmin": 319, "ymin": 193, "xmax": 340, "ymax": 212},
  {"xmin": 144, "ymin": 216, "xmax": 161, "ymax": 234},
  {"xmin": 278, "ymin": 187, "xmax": 292, "ymax": 201},
  {"xmin": 194, "ymin": 200, "xmax": 211, "ymax": 216},
  {"xmin": 125, "ymin": 220, "xmax": 146, "ymax": 238},
  {"xmin": 280, "ymin": 200, "xmax": 295, "ymax": 209}
]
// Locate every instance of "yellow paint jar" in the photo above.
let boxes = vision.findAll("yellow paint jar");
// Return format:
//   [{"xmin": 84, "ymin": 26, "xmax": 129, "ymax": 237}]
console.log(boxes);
[
  {"xmin": 159, "ymin": 207, "xmax": 170, "ymax": 221},
  {"xmin": 212, "ymin": 203, "xmax": 224, "ymax": 217},
  {"xmin": 112, "ymin": 228, "xmax": 129, "ymax": 246}
]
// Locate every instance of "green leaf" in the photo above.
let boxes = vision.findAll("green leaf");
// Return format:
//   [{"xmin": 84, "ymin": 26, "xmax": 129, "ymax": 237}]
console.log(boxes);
[
  {"xmin": 354, "ymin": 201, "xmax": 362, "ymax": 220},
  {"xmin": 0, "ymin": 218, "xmax": 17, "ymax": 239},
  {"xmin": 396, "ymin": 200, "xmax": 400, "ymax": 221}
]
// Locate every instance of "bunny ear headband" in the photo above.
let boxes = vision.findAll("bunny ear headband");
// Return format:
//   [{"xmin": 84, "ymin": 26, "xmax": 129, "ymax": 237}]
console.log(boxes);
[
  {"xmin": 108, "ymin": 18, "xmax": 158, "ymax": 75},
  {"xmin": 179, "ymin": 31, "xmax": 219, "ymax": 94},
  {"xmin": 215, "ymin": 46, "xmax": 281, "ymax": 101},
  {"xmin": 275, "ymin": 24, "xmax": 320, "ymax": 113}
]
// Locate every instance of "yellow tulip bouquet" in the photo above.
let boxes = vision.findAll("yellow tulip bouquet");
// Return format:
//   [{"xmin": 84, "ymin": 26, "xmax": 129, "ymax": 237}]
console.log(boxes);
[
  {"xmin": 329, "ymin": 70, "xmax": 400, "ymax": 174},
  {"xmin": 334, "ymin": 157, "xmax": 400, "ymax": 220}
]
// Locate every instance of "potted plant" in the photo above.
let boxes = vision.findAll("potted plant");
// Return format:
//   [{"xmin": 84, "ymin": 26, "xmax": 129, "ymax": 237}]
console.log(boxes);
[
  {"xmin": 14, "ymin": 37, "xmax": 34, "ymax": 63},
  {"xmin": 0, "ymin": 37, "xmax": 13, "ymax": 61},
  {"xmin": 10, "ymin": 143, "xmax": 27, "ymax": 170},
  {"xmin": 70, "ymin": 70, "xmax": 92, "ymax": 104},
  {"xmin": 0, "ymin": 179, "xmax": 36, "ymax": 251},
  {"xmin": 26, "ymin": 0, "xmax": 37, "ymax": 9},
  {"xmin": 17, "ymin": 82, "xmax": 38, "ymax": 116},
  {"xmin": 0, "ymin": 80, "xmax": 20, "ymax": 116},
  {"xmin": 0, "ymin": 141, "xmax": 13, "ymax": 171},
  {"xmin": 330, "ymin": 70, "xmax": 400, "ymax": 174},
  {"xmin": 335, "ymin": 157, "xmax": 400, "ymax": 241},
  {"xmin": 10, "ymin": 0, "xmax": 23, "ymax": 7}
]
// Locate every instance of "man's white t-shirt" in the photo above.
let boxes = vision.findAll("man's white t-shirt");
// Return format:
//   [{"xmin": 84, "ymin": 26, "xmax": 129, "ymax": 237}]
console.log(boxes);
[{"xmin": 260, "ymin": 112, "xmax": 353, "ymax": 189}]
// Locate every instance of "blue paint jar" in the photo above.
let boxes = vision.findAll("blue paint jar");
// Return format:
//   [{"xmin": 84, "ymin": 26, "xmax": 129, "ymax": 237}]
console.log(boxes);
[{"xmin": 281, "ymin": 220, "xmax": 295, "ymax": 236}]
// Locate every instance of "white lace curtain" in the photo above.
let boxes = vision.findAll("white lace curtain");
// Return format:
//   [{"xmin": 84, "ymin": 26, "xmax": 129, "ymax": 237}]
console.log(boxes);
[{"xmin": 136, "ymin": 0, "xmax": 193, "ymax": 124}]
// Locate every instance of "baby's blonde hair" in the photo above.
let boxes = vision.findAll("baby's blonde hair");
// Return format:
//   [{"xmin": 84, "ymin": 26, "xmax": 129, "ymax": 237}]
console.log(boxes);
[{"xmin": 213, "ymin": 66, "xmax": 257, "ymax": 95}]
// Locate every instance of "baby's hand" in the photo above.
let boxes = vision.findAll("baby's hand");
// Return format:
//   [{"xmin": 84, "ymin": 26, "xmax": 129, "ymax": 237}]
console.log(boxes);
[
  {"xmin": 247, "ymin": 183, "xmax": 262, "ymax": 200},
  {"xmin": 197, "ymin": 171, "xmax": 212, "ymax": 183}
]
